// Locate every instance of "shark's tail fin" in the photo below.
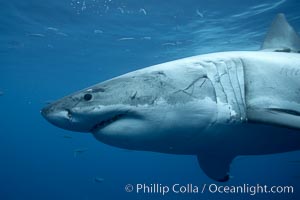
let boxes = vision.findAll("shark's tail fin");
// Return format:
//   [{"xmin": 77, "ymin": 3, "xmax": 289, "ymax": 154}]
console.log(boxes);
[{"xmin": 261, "ymin": 13, "xmax": 300, "ymax": 53}]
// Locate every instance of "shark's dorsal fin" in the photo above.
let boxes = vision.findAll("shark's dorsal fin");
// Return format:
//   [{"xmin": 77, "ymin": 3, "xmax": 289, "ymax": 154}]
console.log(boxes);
[{"xmin": 261, "ymin": 13, "xmax": 300, "ymax": 52}]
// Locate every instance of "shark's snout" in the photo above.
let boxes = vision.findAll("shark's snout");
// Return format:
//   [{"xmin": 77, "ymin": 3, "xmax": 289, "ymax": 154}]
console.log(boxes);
[
  {"xmin": 41, "ymin": 107, "xmax": 69, "ymax": 121},
  {"xmin": 41, "ymin": 101, "xmax": 105, "ymax": 133},
  {"xmin": 41, "ymin": 105, "xmax": 72, "ymax": 130},
  {"xmin": 41, "ymin": 105, "xmax": 53, "ymax": 118}
]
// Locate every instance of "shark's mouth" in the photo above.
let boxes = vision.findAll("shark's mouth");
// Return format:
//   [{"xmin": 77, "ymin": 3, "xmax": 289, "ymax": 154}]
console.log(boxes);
[{"xmin": 90, "ymin": 114, "xmax": 125, "ymax": 132}]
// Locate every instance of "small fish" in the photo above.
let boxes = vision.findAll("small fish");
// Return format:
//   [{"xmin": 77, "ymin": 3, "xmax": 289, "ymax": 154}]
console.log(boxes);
[
  {"xmin": 94, "ymin": 177, "xmax": 104, "ymax": 183},
  {"xmin": 0, "ymin": 91, "xmax": 3, "ymax": 96},
  {"xmin": 162, "ymin": 42, "xmax": 176, "ymax": 46},
  {"xmin": 46, "ymin": 27, "xmax": 59, "ymax": 32},
  {"xmin": 94, "ymin": 29, "xmax": 103, "ymax": 34},
  {"xmin": 142, "ymin": 36, "xmax": 151, "ymax": 40},
  {"xmin": 196, "ymin": 9, "xmax": 204, "ymax": 18},
  {"xmin": 63, "ymin": 135, "xmax": 72, "ymax": 139},
  {"xmin": 28, "ymin": 33, "xmax": 45, "ymax": 38},
  {"xmin": 73, "ymin": 148, "xmax": 88, "ymax": 158},
  {"xmin": 118, "ymin": 37, "xmax": 135, "ymax": 41},
  {"xmin": 117, "ymin": 7, "xmax": 124, "ymax": 14},
  {"xmin": 139, "ymin": 8, "xmax": 147, "ymax": 15}
]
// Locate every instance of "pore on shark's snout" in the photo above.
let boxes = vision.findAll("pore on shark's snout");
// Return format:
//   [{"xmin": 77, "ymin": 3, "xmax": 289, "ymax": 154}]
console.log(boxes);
[{"xmin": 41, "ymin": 13, "xmax": 300, "ymax": 182}]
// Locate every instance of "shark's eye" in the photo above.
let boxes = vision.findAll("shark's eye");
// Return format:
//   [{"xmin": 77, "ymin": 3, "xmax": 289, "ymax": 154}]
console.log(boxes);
[{"xmin": 83, "ymin": 93, "xmax": 93, "ymax": 101}]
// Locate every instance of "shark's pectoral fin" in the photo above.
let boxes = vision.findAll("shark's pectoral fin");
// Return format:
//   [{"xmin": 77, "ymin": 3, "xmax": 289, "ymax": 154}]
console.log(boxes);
[{"xmin": 197, "ymin": 153, "xmax": 234, "ymax": 182}]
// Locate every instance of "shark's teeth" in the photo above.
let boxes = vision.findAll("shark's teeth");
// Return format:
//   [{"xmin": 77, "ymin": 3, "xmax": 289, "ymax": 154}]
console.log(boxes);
[{"xmin": 90, "ymin": 114, "xmax": 125, "ymax": 132}]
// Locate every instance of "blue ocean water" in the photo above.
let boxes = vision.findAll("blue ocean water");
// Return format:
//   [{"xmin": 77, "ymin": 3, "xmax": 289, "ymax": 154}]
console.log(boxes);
[{"xmin": 1, "ymin": 0, "xmax": 300, "ymax": 199}]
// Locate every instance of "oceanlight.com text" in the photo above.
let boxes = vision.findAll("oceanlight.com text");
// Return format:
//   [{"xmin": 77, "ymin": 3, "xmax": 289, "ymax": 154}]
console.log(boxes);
[{"xmin": 124, "ymin": 183, "xmax": 294, "ymax": 196}]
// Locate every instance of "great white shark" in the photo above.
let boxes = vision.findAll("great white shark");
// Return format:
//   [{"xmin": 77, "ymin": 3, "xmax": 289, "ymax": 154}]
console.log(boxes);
[{"xmin": 41, "ymin": 14, "xmax": 300, "ymax": 182}]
